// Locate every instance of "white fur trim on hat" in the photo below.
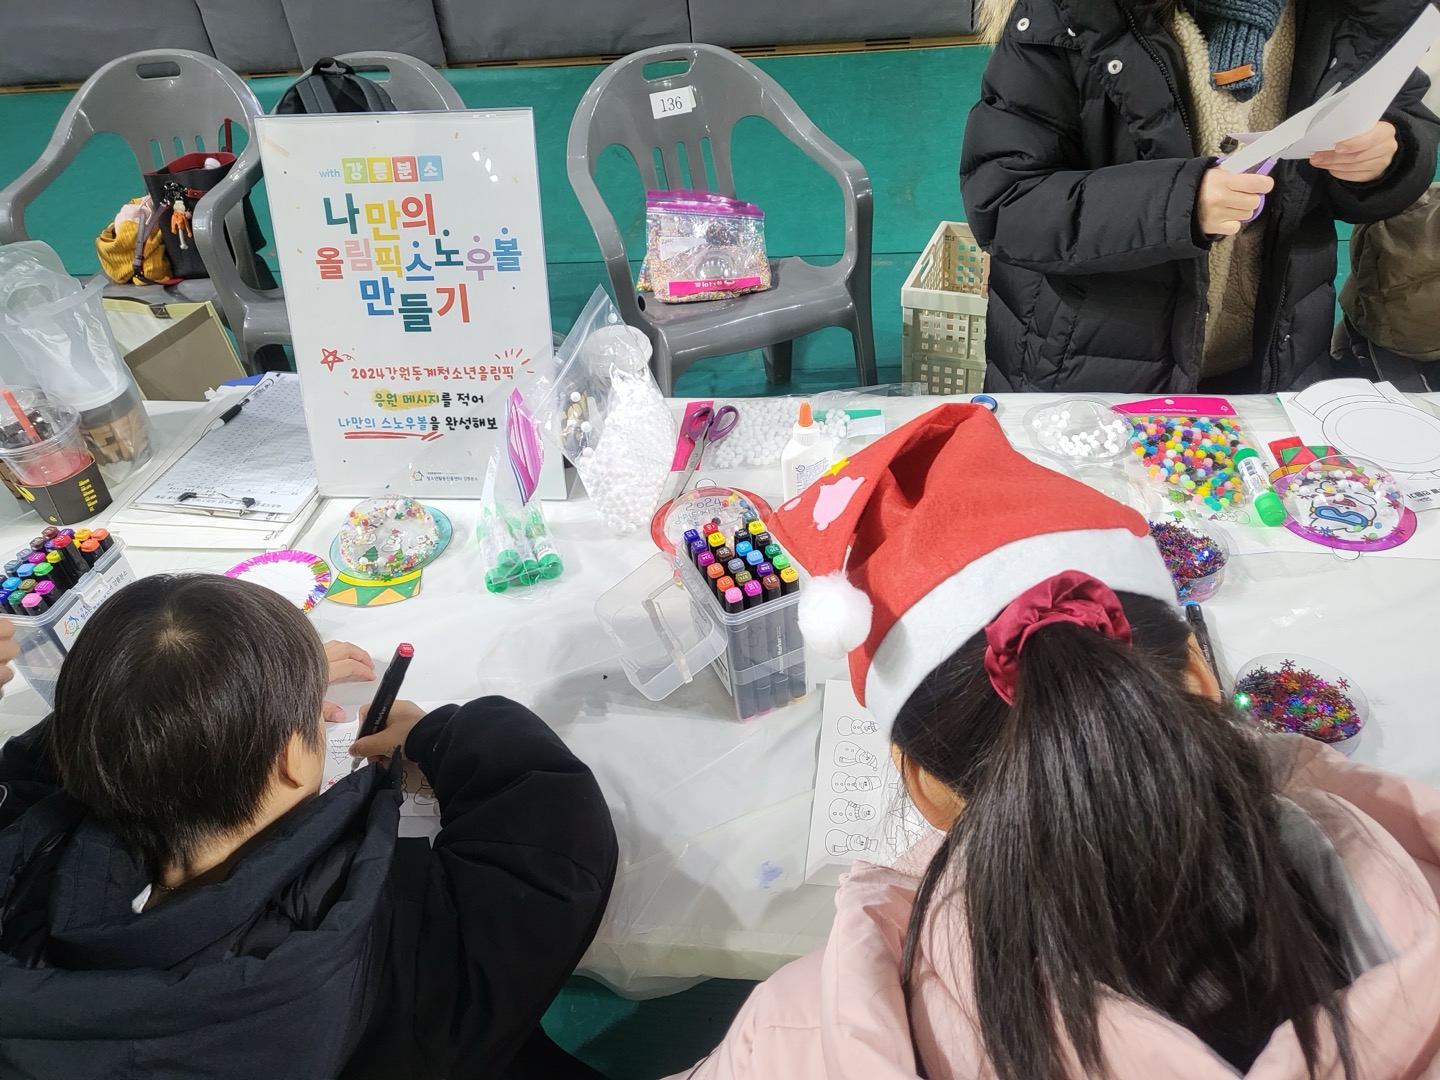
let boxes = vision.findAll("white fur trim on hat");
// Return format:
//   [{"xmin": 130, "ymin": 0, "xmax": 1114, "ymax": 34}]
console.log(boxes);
[
  {"xmin": 798, "ymin": 572, "xmax": 873, "ymax": 658},
  {"xmin": 864, "ymin": 528, "xmax": 1175, "ymax": 730}
]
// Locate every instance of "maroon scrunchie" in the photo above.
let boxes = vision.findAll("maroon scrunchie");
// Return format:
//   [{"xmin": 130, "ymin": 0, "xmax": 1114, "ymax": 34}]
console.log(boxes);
[{"xmin": 983, "ymin": 570, "xmax": 1133, "ymax": 705}]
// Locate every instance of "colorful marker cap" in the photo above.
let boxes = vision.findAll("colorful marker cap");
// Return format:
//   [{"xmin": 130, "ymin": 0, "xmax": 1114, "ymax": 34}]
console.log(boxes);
[
  {"xmin": 34, "ymin": 580, "xmax": 55, "ymax": 597},
  {"xmin": 91, "ymin": 528, "xmax": 113, "ymax": 551},
  {"xmin": 697, "ymin": 551, "xmax": 716, "ymax": 568},
  {"xmin": 778, "ymin": 566, "xmax": 800, "ymax": 594},
  {"xmin": 703, "ymin": 522, "xmax": 720, "ymax": 537},
  {"xmin": 16, "ymin": 579, "xmax": 34, "ymax": 593},
  {"xmin": 40, "ymin": 526, "xmax": 58, "ymax": 539},
  {"xmin": 707, "ymin": 531, "xmax": 725, "ymax": 549},
  {"xmin": 734, "ymin": 570, "xmax": 753, "ymax": 586},
  {"xmin": 742, "ymin": 580, "xmax": 763, "ymax": 608},
  {"xmin": 727, "ymin": 558, "xmax": 745, "ymax": 575},
  {"xmin": 757, "ymin": 562, "xmax": 775, "ymax": 578},
  {"xmin": 764, "ymin": 543, "xmax": 782, "ymax": 560},
  {"xmin": 745, "ymin": 551, "xmax": 764, "ymax": 567},
  {"xmin": 73, "ymin": 529, "xmax": 91, "ymax": 543},
  {"xmin": 2, "ymin": 577, "xmax": 18, "ymax": 592},
  {"xmin": 683, "ymin": 528, "xmax": 701, "ymax": 547},
  {"xmin": 21, "ymin": 593, "xmax": 44, "ymax": 614},
  {"xmin": 735, "ymin": 540, "xmax": 753, "ymax": 557},
  {"xmin": 689, "ymin": 539, "xmax": 708, "ymax": 561},
  {"xmin": 747, "ymin": 520, "xmax": 765, "ymax": 537},
  {"xmin": 80, "ymin": 540, "xmax": 101, "ymax": 562},
  {"xmin": 723, "ymin": 587, "xmax": 744, "ymax": 614},
  {"xmin": 707, "ymin": 563, "xmax": 726, "ymax": 582},
  {"xmin": 762, "ymin": 574, "xmax": 782, "ymax": 599},
  {"xmin": 26, "ymin": 553, "xmax": 45, "ymax": 566},
  {"xmin": 31, "ymin": 564, "xmax": 51, "ymax": 581},
  {"xmin": 15, "ymin": 566, "xmax": 33, "ymax": 579},
  {"xmin": 716, "ymin": 576, "xmax": 735, "ymax": 594},
  {"xmin": 771, "ymin": 554, "xmax": 791, "ymax": 572},
  {"xmin": 753, "ymin": 532, "xmax": 773, "ymax": 549}
]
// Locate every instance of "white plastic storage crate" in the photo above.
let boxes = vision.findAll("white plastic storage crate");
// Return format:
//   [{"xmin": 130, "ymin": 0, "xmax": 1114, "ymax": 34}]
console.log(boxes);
[{"xmin": 901, "ymin": 221, "xmax": 990, "ymax": 395}]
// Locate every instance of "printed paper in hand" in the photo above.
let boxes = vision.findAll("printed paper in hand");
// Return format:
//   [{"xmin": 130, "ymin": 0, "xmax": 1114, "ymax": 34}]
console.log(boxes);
[
  {"xmin": 1224, "ymin": 5, "xmax": 1440, "ymax": 172},
  {"xmin": 805, "ymin": 680, "xmax": 937, "ymax": 886}
]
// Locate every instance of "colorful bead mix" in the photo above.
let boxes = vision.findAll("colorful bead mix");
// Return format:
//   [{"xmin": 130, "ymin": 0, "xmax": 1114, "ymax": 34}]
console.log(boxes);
[
  {"xmin": 1130, "ymin": 415, "xmax": 1248, "ymax": 513},
  {"xmin": 1233, "ymin": 658, "xmax": 1365, "ymax": 744}
]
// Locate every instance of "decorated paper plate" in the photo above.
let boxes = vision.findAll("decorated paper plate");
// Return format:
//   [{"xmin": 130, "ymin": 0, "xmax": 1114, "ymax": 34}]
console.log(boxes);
[
  {"xmin": 226, "ymin": 550, "xmax": 332, "ymax": 613},
  {"xmin": 328, "ymin": 500, "xmax": 453, "ymax": 582},
  {"xmin": 650, "ymin": 486, "xmax": 775, "ymax": 556},
  {"xmin": 1275, "ymin": 456, "xmax": 1416, "ymax": 553}
]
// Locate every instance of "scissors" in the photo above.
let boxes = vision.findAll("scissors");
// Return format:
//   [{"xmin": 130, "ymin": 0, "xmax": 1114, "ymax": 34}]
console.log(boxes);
[
  {"xmin": 1219, "ymin": 155, "xmax": 1278, "ymax": 225},
  {"xmin": 665, "ymin": 403, "xmax": 740, "ymax": 505}
]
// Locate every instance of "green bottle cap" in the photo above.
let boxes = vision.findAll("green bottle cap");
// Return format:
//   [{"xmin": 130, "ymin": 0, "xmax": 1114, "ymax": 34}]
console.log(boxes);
[
  {"xmin": 538, "ymin": 553, "xmax": 564, "ymax": 579},
  {"xmin": 484, "ymin": 568, "xmax": 510, "ymax": 594},
  {"xmin": 1253, "ymin": 490, "xmax": 1287, "ymax": 527}
]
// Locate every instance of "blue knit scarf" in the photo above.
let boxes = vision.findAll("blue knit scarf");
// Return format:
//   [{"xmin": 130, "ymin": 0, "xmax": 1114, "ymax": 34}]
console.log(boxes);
[{"xmin": 1189, "ymin": 0, "xmax": 1286, "ymax": 102}]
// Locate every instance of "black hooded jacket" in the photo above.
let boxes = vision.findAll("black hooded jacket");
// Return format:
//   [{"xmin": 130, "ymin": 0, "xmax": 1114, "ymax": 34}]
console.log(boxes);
[
  {"xmin": 0, "ymin": 697, "xmax": 618, "ymax": 1079},
  {"xmin": 960, "ymin": 0, "xmax": 1440, "ymax": 394}
]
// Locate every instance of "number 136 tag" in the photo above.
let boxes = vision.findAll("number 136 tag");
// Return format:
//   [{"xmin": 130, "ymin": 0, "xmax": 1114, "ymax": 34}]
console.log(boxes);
[{"xmin": 650, "ymin": 85, "xmax": 697, "ymax": 119}]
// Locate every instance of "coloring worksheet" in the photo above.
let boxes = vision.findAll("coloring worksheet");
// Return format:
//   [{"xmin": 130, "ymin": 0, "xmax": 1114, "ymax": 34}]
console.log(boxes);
[{"xmin": 805, "ymin": 680, "xmax": 936, "ymax": 886}]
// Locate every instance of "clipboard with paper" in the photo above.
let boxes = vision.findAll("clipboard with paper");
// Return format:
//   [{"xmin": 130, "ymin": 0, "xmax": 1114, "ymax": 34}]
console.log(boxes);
[
  {"xmin": 132, "ymin": 373, "xmax": 319, "ymax": 521},
  {"xmin": 1222, "ymin": 5, "xmax": 1440, "ymax": 175}
]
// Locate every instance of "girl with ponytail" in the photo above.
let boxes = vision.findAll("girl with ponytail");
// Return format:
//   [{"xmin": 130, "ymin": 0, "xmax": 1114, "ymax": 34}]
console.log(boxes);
[{"xmin": 671, "ymin": 404, "xmax": 1440, "ymax": 1080}]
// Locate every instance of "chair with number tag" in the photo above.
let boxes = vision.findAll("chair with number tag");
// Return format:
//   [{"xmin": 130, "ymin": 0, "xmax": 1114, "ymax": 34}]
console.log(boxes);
[{"xmin": 567, "ymin": 43, "xmax": 878, "ymax": 395}]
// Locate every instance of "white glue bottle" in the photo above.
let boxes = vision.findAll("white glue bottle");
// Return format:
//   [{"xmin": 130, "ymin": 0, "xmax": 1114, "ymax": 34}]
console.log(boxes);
[{"xmin": 780, "ymin": 402, "xmax": 836, "ymax": 502}]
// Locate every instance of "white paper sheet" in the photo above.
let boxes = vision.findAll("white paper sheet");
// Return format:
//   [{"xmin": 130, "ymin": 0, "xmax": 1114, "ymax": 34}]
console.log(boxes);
[
  {"xmin": 1224, "ymin": 5, "xmax": 1440, "ymax": 172},
  {"xmin": 1281, "ymin": 380, "xmax": 1440, "ymax": 510},
  {"xmin": 805, "ymin": 680, "xmax": 936, "ymax": 886}
]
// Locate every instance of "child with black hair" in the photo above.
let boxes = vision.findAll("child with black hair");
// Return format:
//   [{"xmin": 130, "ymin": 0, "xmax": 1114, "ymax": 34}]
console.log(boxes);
[
  {"xmin": 675, "ymin": 404, "xmax": 1440, "ymax": 1080},
  {"xmin": 0, "ymin": 574, "xmax": 617, "ymax": 1080}
]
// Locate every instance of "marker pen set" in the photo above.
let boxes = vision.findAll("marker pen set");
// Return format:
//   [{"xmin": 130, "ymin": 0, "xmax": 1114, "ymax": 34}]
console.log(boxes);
[
  {"xmin": 0, "ymin": 526, "xmax": 115, "ymax": 618},
  {"xmin": 0, "ymin": 527, "xmax": 135, "ymax": 707},
  {"xmin": 678, "ymin": 514, "xmax": 807, "ymax": 720}
]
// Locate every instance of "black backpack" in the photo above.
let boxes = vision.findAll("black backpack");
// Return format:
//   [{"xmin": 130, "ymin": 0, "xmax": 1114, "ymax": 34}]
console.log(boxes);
[{"xmin": 274, "ymin": 58, "xmax": 396, "ymax": 114}]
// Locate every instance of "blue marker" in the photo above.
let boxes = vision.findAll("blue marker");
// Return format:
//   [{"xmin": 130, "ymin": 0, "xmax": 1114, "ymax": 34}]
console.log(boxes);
[
  {"xmin": 735, "ymin": 540, "xmax": 753, "ymax": 557},
  {"xmin": 746, "ymin": 550, "xmax": 764, "ymax": 568}
]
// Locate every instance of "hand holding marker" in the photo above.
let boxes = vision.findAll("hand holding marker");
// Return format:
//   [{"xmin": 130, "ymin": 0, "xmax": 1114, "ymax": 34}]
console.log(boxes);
[{"xmin": 353, "ymin": 643, "xmax": 414, "ymax": 761}]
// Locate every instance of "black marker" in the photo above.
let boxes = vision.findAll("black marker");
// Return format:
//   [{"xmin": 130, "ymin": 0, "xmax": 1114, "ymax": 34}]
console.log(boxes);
[
  {"xmin": 358, "ymin": 643, "xmax": 415, "ymax": 743},
  {"xmin": 1184, "ymin": 602, "xmax": 1218, "ymax": 679}
]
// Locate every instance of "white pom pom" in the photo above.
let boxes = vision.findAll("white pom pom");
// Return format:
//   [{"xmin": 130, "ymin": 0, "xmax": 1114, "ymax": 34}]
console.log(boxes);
[{"xmin": 797, "ymin": 572, "xmax": 873, "ymax": 658}]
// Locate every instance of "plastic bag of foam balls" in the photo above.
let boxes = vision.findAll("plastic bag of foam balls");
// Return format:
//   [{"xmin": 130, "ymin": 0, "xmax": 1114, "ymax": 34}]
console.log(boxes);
[
  {"xmin": 709, "ymin": 398, "xmax": 801, "ymax": 468},
  {"xmin": 572, "ymin": 365, "xmax": 677, "ymax": 534}
]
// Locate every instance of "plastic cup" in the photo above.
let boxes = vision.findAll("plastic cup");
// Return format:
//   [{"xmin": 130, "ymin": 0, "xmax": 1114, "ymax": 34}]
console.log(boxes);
[
  {"xmin": 0, "ymin": 388, "xmax": 94, "ymax": 487},
  {"xmin": 1232, "ymin": 653, "xmax": 1368, "ymax": 755},
  {"xmin": 80, "ymin": 384, "xmax": 154, "ymax": 471},
  {"xmin": 1148, "ymin": 516, "xmax": 1230, "ymax": 603}
]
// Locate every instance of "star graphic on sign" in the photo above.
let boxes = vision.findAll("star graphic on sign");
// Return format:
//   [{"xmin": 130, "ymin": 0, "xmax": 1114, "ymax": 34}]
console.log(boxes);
[{"xmin": 320, "ymin": 348, "xmax": 347, "ymax": 372}]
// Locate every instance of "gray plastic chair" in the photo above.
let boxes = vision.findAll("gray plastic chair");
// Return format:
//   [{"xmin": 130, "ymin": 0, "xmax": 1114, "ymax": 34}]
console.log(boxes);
[
  {"xmin": 194, "ymin": 52, "xmax": 464, "ymax": 370},
  {"xmin": 567, "ymin": 43, "xmax": 877, "ymax": 395},
  {"xmin": 0, "ymin": 50, "xmax": 265, "ymax": 313}
]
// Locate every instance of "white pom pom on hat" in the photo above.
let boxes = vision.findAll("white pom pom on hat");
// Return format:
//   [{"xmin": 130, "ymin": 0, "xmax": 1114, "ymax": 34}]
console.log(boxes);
[{"xmin": 797, "ymin": 572, "xmax": 873, "ymax": 658}]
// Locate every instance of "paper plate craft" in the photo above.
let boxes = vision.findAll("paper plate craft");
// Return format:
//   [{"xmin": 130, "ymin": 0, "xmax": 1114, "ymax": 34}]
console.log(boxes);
[
  {"xmin": 1275, "ymin": 456, "xmax": 1415, "ymax": 553},
  {"xmin": 226, "ymin": 550, "xmax": 331, "ymax": 613},
  {"xmin": 325, "ymin": 496, "xmax": 451, "ymax": 606},
  {"xmin": 1233, "ymin": 653, "xmax": 1368, "ymax": 752},
  {"xmin": 325, "ymin": 566, "xmax": 423, "ymax": 607}
]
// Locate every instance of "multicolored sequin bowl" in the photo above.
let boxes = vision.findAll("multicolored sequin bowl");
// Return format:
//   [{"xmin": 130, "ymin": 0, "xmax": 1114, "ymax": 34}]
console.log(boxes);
[
  {"xmin": 1148, "ymin": 516, "xmax": 1230, "ymax": 603},
  {"xmin": 1232, "ymin": 653, "xmax": 1368, "ymax": 754}
]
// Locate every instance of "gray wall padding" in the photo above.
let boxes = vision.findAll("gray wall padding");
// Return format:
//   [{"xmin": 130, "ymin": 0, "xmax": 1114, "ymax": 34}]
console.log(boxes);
[
  {"xmin": 278, "ymin": 0, "xmax": 446, "ymax": 67},
  {"xmin": 194, "ymin": 0, "xmax": 300, "ymax": 73},
  {"xmin": 434, "ymin": 0, "xmax": 691, "ymax": 62},
  {"xmin": 691, "ymin": 0, "xmax": 974, "ymax": 46},
  {"xmin": 0, "ymin": 0, "xmax": 213, "ymax": 85}
]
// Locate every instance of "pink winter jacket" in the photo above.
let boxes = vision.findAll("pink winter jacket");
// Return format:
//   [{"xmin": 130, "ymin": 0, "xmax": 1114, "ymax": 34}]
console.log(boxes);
[{"xmin": 674, "ymin": 737, "xmax": 1440, "ymax": 1080}]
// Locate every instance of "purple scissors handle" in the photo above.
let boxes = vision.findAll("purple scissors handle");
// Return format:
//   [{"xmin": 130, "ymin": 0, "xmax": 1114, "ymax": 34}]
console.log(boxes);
[
  {"xmin": 668, "ymin": 404, "xmax": 742, "ymax": 503},
  {"xmin": 1217, "ymin": 154, "xmax": 1278, "ymax": 225}
]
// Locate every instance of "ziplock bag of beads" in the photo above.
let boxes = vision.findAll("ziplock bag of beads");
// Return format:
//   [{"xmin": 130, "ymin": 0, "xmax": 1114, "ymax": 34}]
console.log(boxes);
[
  {"xmin": 1113, "ymin": 396, "xmax": 1265, "ymax": 519},
  {"xmin": 636, "ymin": 191, "xmax": 771, "ymax": 304},
  {"xmin": 535, "ymin": 287, "xmax": 677, "ymax": 535},
  {"xmin": 709, "ymin": 384, "xmax": 923, "ymax": 470}
]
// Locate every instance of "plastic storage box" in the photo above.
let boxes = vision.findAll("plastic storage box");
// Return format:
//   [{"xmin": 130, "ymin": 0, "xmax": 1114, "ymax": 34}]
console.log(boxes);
[
  {"xmin": 901, "ymin": 221, "xmax": 990, "ymax": 395},
  {"xmin": 1, "ymin": 537, "xmax": 135, "ymax": 705}
]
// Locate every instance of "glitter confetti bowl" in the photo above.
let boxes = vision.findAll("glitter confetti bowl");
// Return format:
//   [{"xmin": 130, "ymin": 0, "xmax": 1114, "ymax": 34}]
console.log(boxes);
[
  {"xmin": 1148, "ymin": 516, "xmax": 1230, "ymax": 603},
  {"xmin": 1232, "ymin": 653, "xmax": 1369, "ymax": 753},
  {"xmin": 1024, "ymin": 399, "xmax": 1132, "ymax": 464}
]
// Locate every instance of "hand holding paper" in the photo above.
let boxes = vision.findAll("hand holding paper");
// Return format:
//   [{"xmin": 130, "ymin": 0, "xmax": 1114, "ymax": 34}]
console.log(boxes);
[{"xmin": 1309, "ymin": 121, "xmax": 1400, "ymax": 183}]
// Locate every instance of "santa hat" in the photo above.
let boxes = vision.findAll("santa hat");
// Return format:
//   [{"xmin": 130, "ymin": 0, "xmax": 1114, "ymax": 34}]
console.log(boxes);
[{"xmin": 767, "ymin": 403, "xmax": 1174, "ymax": 731}]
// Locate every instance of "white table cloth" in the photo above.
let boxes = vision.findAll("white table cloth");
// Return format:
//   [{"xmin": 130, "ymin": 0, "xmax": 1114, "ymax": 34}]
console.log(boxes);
[{"xmin": 1, "ymin": 393, "xmax": 1437, "ymax": 997}]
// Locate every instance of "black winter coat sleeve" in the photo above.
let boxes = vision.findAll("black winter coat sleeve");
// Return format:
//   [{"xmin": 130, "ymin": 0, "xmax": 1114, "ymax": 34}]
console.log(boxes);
[
  {"xmin": 1327, "ymin": 69, "xmax": 1440, "ymax": 224},
  {"xmin": 403, "ymin": 697, "xmax": 617, "ymax": 1076},
  {"xmin": 0, "ymin": 720, "xmax": 58, "ymax": 831},
  {"xmin": 961, "ymin": 31, "xmax": 1211, "ymax": 275}
]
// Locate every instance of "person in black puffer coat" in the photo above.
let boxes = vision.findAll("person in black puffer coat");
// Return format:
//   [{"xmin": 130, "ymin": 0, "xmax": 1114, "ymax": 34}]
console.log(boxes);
[
  {"xmin": 0, "ymin": 574, "xmax": 617, "ymax": 1080},
  {"xmin": 960, "ymin": 0, "xmax": 1440, "ymax": 394}
]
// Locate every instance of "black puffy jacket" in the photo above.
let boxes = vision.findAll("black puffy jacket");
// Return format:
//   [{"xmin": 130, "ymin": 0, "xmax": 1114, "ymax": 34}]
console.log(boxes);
[
  {"xmin": 0, "ymin": 698, "xmax": 617, "ymax": 1080},
  {"xmin": 960, "ymin": 0, "xmax": 1440, "ymax": 394}
]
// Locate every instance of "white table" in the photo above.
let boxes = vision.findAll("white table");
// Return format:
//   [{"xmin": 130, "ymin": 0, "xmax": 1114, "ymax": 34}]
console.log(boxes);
[{"xmin": 2, "ymin": 393, "xmax": 1438, "ymax": 997}]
